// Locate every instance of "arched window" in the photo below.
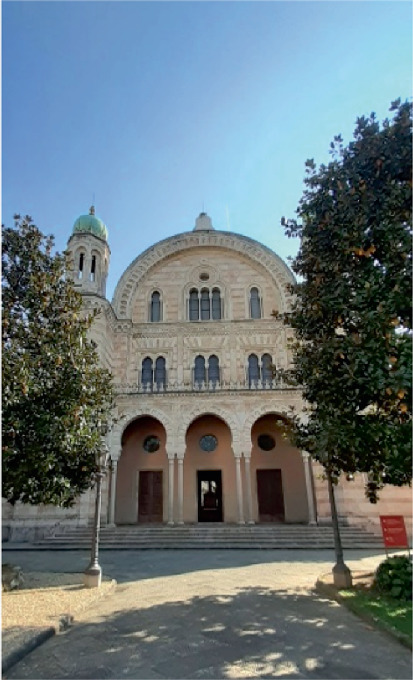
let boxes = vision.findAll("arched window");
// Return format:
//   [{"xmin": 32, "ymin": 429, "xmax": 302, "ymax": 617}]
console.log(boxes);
[
  {"xmin": 78, "ymin": 253, "xmax": 84, "ymax": 280},
  {"xmin": 250, "ymin": 287, "xmax": 261, "ymax": 319},
  {"xmin": 154, "ymin": 356, "xmax": 166, "ymax": 388},
  {"xmin": 208, "ymin": 355, "xmax": 220, "ymax": 386},
  {"xmin": 261, "ymin": 353, "xmax": 273, "ymax": 384},
  {"xmin": 90, "ymin": 255, "xmax": 96, "ymax": 282},
  {"xmin": 212, "ymin": 288, "xmax": 221, "ymax": 320},
  {"xmin": 189, "ymin": 289, "xmax": 199, "ymax": 321},
  {"xmin": 200, "ymin": 288, "xmax": 210, "ymax": 320},
  {"xmin": 141, "ymin": 357, "xmax": 153, "ymax": 388},
  {"xmin": 151, "ymin": 291, "xmax": 161, "ymax": 322},
  {"xmin": 248, "ymin": 354, "xmax": 260, "ymax": 387},
  {"xmin": 194, "ymin": 355, "xmax": 206, "ymax": 386}
]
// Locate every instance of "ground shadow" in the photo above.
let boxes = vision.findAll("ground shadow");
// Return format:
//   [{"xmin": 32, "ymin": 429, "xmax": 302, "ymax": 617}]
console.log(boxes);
[{"xmin": 5, "ymin": 584, "xmax": 411, "ymax": 680}]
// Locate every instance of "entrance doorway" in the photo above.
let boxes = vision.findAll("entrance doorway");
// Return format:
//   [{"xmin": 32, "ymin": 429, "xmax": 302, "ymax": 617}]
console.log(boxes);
[
  {"xmin": 257, "ymin": 469, "xmax": 285, "ymax": 522},
  {"xmin": 197, "ymin": 471, "xmax": 223, "ymax": 522},
  {"xmin": 138, "ymin": 471, "xmax": 163, "ymax": 523}
]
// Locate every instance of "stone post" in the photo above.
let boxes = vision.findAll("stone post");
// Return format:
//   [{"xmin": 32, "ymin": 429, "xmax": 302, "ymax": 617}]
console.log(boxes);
[
  {"xmin": 167, "ymin": 455, "xmax": 175, "ymax": 525},
  {"xmin": 108, "ymin": 458, "xmax": 118, "ymax": 527},
  {"xmin": 244, "ymin": 455, "xmax": 255, "ymax": 524},
  {"xmin": 234, "ymin": 455, "xmax": 245, "ymax": 524},
  {"xmin": 177, "ymin": 457, "xmax": 184, "ymax": 525},
  {"xmin": 301, "ymin": 451, "xmax": 317, "ymax": 525}
]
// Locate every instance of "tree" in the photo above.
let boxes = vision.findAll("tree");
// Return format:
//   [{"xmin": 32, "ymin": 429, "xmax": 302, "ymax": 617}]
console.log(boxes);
[
  {"xmin": 2, "ymin": 215, "xmax": 115, "ymax": 507},
  {"xmin": 281, "ymin": 99, "xmax": 412, "ymax": 502}
]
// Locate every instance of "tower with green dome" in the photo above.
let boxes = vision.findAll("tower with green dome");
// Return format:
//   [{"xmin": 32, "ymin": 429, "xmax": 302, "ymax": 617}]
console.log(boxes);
[{"xmin": 67, "ymin": 206, "xmax": 111, "ymax": 298}]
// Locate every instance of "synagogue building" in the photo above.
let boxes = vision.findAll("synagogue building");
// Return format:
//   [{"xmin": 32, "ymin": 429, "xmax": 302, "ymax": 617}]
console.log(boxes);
[{"xmin": 3, "ymin": 209, "xmax": 411, "ymax": 540}]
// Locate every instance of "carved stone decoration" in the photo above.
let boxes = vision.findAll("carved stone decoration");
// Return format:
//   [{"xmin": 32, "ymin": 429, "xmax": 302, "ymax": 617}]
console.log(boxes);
[{"xmin": 112, "ymin": 231, "xmax": 296, "ymax": 319}]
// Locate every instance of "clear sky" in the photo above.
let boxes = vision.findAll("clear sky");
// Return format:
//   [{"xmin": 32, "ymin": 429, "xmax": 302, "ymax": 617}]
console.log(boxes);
[{"xmin": 2, "ymin": 0, "xmax": 412, "ymax": 300}]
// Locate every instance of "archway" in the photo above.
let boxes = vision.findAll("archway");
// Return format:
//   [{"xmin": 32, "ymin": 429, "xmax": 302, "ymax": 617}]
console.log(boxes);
[
  {"xmin": 183, "ymin": 414, "xmax": 236, "ymax": 523},
  {"xmin": 250, "ymin": 414, "xmax": 308, "ymax": 523},
  {"xmin": 115, "ymin": 416, "xmax": 167, "ymax": 524}
]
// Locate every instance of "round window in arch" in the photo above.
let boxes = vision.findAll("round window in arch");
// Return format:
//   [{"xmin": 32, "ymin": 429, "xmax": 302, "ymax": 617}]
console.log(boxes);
[
  {"xmin": 143, "ymin": 435, "xmax": 161, "ymax": 453},
  {"xmin": 199, "ymin": 435, "xmax": 218, "ymax": 452},
  {"xmin": 257, "ymin": 434, "xmax": 276, "ymax": 451}
]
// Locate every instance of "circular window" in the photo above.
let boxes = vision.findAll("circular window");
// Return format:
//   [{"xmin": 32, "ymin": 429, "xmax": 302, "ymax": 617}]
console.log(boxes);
[
  {"xmin": 199, "ymin": 435, "xmax": 218, "ymax": 452},
  {"xmin": 257, "ymin": 434, "xmax": 276, "ymax": 451},
  {"xmin": 199, "ymin": 272, "xmax": 210, "ymax": 281},
  {"xmin": 143, "ymin": 435, "xmax": 160, "ymax": 453}
]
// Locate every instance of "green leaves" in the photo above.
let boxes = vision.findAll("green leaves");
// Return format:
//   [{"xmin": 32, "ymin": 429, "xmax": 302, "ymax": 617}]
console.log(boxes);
[
  {"xmin": 2, "ymin": 216, "xmax": 115, "ymax": 507},
  {"xmin": 283, "ymin": 100, "xmax": 412, "ymax": 501}
]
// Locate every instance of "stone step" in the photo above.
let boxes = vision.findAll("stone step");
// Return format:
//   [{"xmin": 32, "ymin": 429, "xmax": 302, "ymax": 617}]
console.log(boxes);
[{"xmin": 33, "ymin": 524, "xmax": 382, "ymax": 550}]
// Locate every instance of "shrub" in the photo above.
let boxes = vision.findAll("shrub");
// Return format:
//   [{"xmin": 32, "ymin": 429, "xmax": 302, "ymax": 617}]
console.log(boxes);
[{"xmin": 373, "ymin": 555, "xmax": 412, "ymax": 601}]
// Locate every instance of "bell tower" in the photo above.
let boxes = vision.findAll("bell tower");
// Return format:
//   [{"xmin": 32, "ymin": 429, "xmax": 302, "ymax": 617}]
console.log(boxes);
[{"xmin": 66, "ymin": 206, "xmax": 110, "ymax": 298}]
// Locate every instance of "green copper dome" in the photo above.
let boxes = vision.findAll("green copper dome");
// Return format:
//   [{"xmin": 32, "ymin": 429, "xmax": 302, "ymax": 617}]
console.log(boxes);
[{"xmin": 72, "ymin": 206, "xmax": 108, "ymax": 241}]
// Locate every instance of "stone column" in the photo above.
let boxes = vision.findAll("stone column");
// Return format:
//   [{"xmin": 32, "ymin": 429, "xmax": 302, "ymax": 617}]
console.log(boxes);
[
  {"xmin": 177, "ymin": 457, "xmax": 184, "ymax": 524},
  {"xmin": 235, "ymin": 456, "xmax": 245, "ymax": 524},
  {"xmin": 108, "ymin": 458, "xmax": 118, "ymax": 526},
  {"xmin": 302, "ymin": 451, "xmax": 317, "ymax": 525},
  {"xmin": 167, "ymin": 455, "xmax": 175, "ymax": 525},
  {"xmin": 244, "ymin": 455, "xmax": 255, "ymax": 524}
]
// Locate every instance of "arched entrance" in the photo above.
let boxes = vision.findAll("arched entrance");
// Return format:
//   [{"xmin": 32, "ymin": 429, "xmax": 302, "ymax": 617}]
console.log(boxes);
[
  {"xmin": 250, "ymin": 414, "xmax": 308, "ymax": 523},
  {"xmin": 115, "ymin": 416, "xmax": 167, "ymax": 524},
  {"xmin": 183, "ymin": 414, "xmax": 236, "ymax": 523}
]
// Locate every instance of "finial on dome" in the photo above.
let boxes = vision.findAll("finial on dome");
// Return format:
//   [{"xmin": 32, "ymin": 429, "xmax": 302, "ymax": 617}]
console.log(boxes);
[
  {"xmin": 89, "ymin": 205, "xmax": 95, "ymax": 216},
  {"xmin": 194, "ymin": 212, "xmax": 214, "ymax": 231}
]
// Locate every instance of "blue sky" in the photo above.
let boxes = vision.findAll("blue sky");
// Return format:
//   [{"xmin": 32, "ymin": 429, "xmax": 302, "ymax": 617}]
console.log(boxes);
[{"xmin": 3, "ymin": 1, "xmax": 412, "ymax": 300}]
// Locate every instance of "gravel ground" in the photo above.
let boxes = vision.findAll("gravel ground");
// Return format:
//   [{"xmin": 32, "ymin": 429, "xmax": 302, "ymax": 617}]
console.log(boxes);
[{"xmin": 2, "ymin": 571, "xmax": 116, "ymax": 665}]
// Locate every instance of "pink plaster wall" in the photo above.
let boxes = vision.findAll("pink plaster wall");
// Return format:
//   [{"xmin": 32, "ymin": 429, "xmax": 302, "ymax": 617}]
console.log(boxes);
[{"xmin": 115, "ymin": 417, "xmax": 168, "ymax": 524}]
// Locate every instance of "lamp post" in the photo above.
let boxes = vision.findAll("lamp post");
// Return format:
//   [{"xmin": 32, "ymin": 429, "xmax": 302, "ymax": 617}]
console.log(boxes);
[
  {"xmin": 84, "ymin": 437, "xmax": 109, "ymax": 588},
  {"xmin": 326, "ymin": 468, "xmax": 352, "ymax": 588}
]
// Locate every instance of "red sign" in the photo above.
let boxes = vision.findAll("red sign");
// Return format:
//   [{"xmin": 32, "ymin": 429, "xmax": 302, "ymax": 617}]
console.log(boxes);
[{"xmin": 380, "ymin": 515, "xmax": 409, "ymax": 549}]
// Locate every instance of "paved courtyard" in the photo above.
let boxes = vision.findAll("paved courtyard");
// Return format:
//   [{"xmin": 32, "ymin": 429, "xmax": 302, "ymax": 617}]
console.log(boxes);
[{"xmin": 3, "ymin": 549, "xmax": 412, "ymax": 679}]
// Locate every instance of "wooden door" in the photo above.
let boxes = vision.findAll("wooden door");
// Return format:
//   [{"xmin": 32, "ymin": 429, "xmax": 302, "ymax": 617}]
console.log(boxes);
[
  {"xmin": 198, "ymin": 471, "xmax": 223, "ymax": 522},
  {"xmin": 257, "ymin": 469, "xmax": 285, "ymax": 522},
  {"xmin": 138, "ymin": 471, "xmax": 163, "ymax": 523}
]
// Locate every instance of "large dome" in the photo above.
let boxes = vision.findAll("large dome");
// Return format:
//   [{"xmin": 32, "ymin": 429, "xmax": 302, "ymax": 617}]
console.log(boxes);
[{"xmin": 72, "ymin": 206, "xmax": 108, "ymax": 241}]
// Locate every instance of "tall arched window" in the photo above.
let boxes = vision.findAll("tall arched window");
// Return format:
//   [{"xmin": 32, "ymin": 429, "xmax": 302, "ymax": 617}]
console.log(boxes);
[
  {"xmin": 154, "ymin": 356, "xmax": 166, "ymax": 388},
  {"xmin": 250, "ymin": 287, "xmax": 261, "ymax": 319},
  {"xmin": 78, "ymin": 253, "xmax": 84, "ymax": 280},
  {"xmin": 200, "ymin": 289, "xmax": 210, "ymax": 320},
  {"xmin": 261, "ymin": 353, "xmax": 273, "ymax": 384},
  {"xmin": 211, "ymin": 288, "xmax": 221, "ymax": 320},
  {"xmin": 151, "ymin": 291, "xmax": 161, "ymax": 322},
  {"xmin": 248, "ymin": 354, "xmax": 260, "ymax": 387},
  {"xmin": 208, "ymin": 355, "xmax": 220, "ymax": 386},
  {"xmin": 194, "ymin": 355, "xmax": 206, "ymax": 386},
  {"xmin": 141, "ymin": 357, "xmax": 153, "ymax": 388},
  {"xmin": 90, "ymin": 255, "xmax": 96, "ymax": 282},
  {"xmin": 189, "ymin": 289, "xmax": 199, "ymax": 321}
]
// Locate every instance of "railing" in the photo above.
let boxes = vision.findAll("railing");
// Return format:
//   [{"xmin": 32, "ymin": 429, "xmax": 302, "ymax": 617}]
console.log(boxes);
[{"xmin": 116, "ymin": 376, "xmax": 299, "ymax": 395}]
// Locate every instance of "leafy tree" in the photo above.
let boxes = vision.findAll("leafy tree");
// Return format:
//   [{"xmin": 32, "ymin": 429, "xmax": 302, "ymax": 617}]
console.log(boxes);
[
  {"xmin": 2, "ymin": 215, "xmax": 115, "ymax": 507},
  {"xmin": 281, "ymin": 99, "xmax": 412, "ymax": 502}
]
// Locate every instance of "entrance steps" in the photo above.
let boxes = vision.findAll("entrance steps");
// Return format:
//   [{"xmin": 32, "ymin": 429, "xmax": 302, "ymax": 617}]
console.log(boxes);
[{"xmin": 33, "ymin": 523, "xmax": 383, "ymax": 550}]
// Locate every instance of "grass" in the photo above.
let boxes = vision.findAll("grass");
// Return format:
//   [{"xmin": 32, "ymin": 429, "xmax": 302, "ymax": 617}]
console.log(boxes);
[{"xmin": 339, "ymin": 586, "xmax": 412, "ymax": 647}]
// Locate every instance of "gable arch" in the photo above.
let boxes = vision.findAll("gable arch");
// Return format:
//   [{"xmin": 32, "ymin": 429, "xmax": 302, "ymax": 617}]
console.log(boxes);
[
  {"xmin": 112, "ymin": 230, "xmax": 295, "ymax": 319},
  {"xmin": 244, "ymin": 405, "xmax": 293, "ymax": 444},
  {"xmin": 176, "ymin": 406, "xmax": 240, "ymax": 453}
]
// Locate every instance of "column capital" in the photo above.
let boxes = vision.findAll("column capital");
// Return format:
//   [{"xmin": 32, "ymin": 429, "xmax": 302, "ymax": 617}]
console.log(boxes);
[
  {"xmin": 111, "ymin": 451, "xmax": 121, "ymax": 463},
  {"xmin": 301, "ymin": 450, "xmax": 311, "ymax": 462}
]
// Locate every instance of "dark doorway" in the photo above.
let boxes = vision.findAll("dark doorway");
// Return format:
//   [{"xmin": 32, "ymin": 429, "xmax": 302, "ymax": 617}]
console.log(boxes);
[
  {"xmin": 198, "ymin": 471, "xmax": 223, "ymax": 522},
  {"xmin": 138, "ymin": 471, "xmax": 163, "ymax": 523},
  {"xmin": 257, "ymin": 469, "xmax": 285, "ymax": 522}
]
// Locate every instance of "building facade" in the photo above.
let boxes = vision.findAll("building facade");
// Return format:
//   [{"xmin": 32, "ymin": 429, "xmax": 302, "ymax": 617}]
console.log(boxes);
[{"xmin": 3, "ymin": 209, "xmax": 411, "ymax": 540}]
